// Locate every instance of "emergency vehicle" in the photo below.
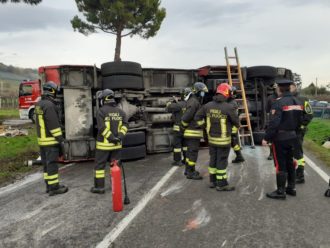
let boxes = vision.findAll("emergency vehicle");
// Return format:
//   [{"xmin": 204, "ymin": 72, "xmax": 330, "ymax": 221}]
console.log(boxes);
[{"xmin": 18, "ymin": 79, "xmax": 41, "ymax": 122}]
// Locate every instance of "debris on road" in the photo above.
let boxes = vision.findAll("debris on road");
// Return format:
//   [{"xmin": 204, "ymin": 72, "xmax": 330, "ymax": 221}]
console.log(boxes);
[
  {"xmin": 0, "ymin": 125, "xmax": 28, "ymax": 137},
  {"xmin": 322, "ymin": 141, "xmax": 330, "ymax": 149}
]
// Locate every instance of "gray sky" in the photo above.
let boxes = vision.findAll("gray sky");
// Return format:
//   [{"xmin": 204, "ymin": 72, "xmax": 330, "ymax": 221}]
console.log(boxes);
[{"xmin": 0, "ymin": 0, "xmax": 330, "ymax": 87}]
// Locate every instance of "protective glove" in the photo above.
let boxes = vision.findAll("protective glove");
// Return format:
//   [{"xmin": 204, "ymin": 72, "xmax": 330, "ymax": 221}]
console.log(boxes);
[
  {"xmin": 118, "ymin": 132, "xmax": 125, "ymax": 142},
  {"xmin": 109, "ymin": 135, "xmax": 121, "ymax": 144}
]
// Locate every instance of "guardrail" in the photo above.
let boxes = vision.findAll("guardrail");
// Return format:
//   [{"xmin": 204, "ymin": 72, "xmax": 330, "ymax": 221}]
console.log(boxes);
[
  {"xmin": 312, "ymin": 106, "xmax": 330, "ymax": 119},
  {"xmin": 0, "ymin": 96, "xmax": 18, "ymax": 109}
]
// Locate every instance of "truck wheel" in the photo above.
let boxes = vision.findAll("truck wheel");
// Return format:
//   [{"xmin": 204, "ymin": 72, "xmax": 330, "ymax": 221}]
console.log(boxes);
[
  {"xmin": 121, "ymin": 145, "xmax": 146, "ymax": 161},
  {"xmin": 102, "ymin": 75, "xmax": 144, "ymax": 90},
  {"xmin": 122, "ymin": 131, "xmax": 146, "ymax": 147},
  {"xmin": 247, "ymin": 66, "xmax": 278, "ymax": 79},
  {"xmin": 29, "ymin": 109, "xmax": 35, "ymax": 123},
  {"xmin": 101, "ymin": 61, "xmax": 142, "ymax": 77}
]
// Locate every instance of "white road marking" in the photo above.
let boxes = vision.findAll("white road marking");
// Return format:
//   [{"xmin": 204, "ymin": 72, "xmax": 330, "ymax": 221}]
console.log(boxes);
[
  {"xmin": 258, "ymin": 187, "xmax": 264, "ymax": 201},
  {"xmin": 160, "ymin": 180, "xmax": 186, "ymax": 197},
  {"xmin": 221, "ymin": 240, "xmax": 227, "ymax": 247},
  {"xmin": 96, "ymin": 166, "xmax": 179, "ymax": 248},
  {"xmin": 0, "ymin": 163, "xmax": 75, "ymax": 197},
  {"xmin": 305, "ymin": 155, "xmax": 329, "ymax": 183}
]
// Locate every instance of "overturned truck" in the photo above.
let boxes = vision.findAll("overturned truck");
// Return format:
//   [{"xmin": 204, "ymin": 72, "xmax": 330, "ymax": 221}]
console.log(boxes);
[{"xmin": 37, "ymin": 62, "xmax": 300, "ymax": 161}]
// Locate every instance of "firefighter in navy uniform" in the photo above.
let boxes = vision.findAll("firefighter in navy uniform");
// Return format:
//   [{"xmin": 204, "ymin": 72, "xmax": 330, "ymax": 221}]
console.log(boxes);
[
  {"xmin": 262, "ymin": 79, "xmax": 303, "ymax": 200},
  {"xmin": 265, "ymin": 83, "xmax": 279, "ymax": 160},
  {"xmin": 35, "ymin": 81, "xmax": 68, "ymax": 196},
  {"xmin": 195, "ymin": 83, "xmax": 239, "ymax": 191},
  {"xmin": 181, "ymin": 82, "xmax": 208, "ymax": 180},
  {"xmin": 166, "ymin": 88, "xmax": 191, "ymax": 166},
  {"xmin": 227, "ymin": 86, "xmax": 245, "ymax": 163},
  {"xmin": 91, "ymin": 89, "xmax": 128, "ymax": 194},
  {"xmin": 290, "ymin": 83, "xmax": 313, "ymax": 183}
]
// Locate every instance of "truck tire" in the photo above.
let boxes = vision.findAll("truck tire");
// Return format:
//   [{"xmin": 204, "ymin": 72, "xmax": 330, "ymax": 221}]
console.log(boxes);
[
  {"xmin": 101, "ymin": 61, "xmax": 142, "ymax": 77},
  {"xmin": 247, "ymin": 66, "xmax": 278, "ymax": 79},
  {"xmin": 122, "ymin": 131, "xmax": 146, "ymax": 147},
  {"xmin": 121, "ymin": 145, "xmax": 146, "ymax": 161},
  {"xmin": 102, "ymin": 75, "xmax": 144, "ymax": 90}
]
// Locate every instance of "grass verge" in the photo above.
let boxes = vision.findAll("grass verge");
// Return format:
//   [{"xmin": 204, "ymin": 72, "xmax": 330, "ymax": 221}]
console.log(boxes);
[
  {"xmin": 304, "ymin": 118, "xmax": 330, "ymax": 167},
  {"xmin": 0, "ymin": 108, "xmax": 19, "ymax": 122},
  {"xmin": 0, "ymin": 124, "xmax": 39, "ymax": 185}
]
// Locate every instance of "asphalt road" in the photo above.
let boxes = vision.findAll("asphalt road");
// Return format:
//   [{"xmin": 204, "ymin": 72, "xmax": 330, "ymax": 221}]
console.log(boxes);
[{"xmin": 0, "ymin": 146, "xmax": 329, "ymax": 248}]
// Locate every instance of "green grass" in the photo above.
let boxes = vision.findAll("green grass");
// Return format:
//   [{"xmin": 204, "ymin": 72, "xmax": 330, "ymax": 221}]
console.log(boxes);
[
  {"xmin": 304, "ymin": 118, "xmax": 330, "ymax": 167},
  {"xmin": 0, "ymin": 125, "xmax": 39, "ymax": 184},
  {"xmin": 0, "ymin": 108, "xmax": 19, "ymax": 122}
]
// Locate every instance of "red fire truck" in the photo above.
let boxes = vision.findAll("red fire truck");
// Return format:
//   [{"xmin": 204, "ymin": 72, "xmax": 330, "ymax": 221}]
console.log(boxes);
[{"xmin": 18, "ymin": 79, "xmax": 41, "ymax": 122}]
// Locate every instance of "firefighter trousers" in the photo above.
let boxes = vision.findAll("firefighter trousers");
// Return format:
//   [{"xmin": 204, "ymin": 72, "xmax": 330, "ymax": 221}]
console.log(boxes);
[
  {"xmin": 185, "ymin": 138, "xmax": 200, "ymax": 168},
  {"xmin": 293, "ymin": 130, "xmax": 306, "ymax": 167},
  {"xmin": 40, "ymin": 146, "xmax": 60, "ymax": 187},
  {"xmin": 272, "ymin": 138, "xmax": 296, "ymax": 188},
  {"xmin": 94, "ymin": 149, "xmax": 121, "ymax": 180},
  {"xmin": 208, "ymin": 146, "xmax": 231, "ymax": 180},
  {"xmin": 231, "ymin": 133, "xmax": 241, "ymax": 151},
  {"xmin": 173, "ymin": 131, "xmax": 187, "ymax": 162}
]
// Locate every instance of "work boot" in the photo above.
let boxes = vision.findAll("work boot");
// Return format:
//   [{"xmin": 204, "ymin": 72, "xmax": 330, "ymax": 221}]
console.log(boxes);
[
  {"xmin": 91, "ymin": 178, "xmax": 105, "ymax": 194},
  {"xmin": 184, "ymin": 163, "xmax": 189, "ymax": 176},
  {"xmin": 232, "ymin": 150, "xmax": 245, "ymax": 163},
  {"xmin": 296, "ymin": 167, "xmax": 305, "ymax": 184},
  {"xmin": 48, "ymin": 184, "xmax": 69, "ymax": 196},
  {"xmin": 209, "ymin": 174, "xmax": 216, "ymax": 188},
  {"xmin": 285, "ymin": 187, "xmax": 297, "ymax": 196},
  {"xmin": 216, "ymin": 179, "xmax": 235, "ymax": 191},
  {"xmin": 266, "ymin": 172, "xmax": 287, "ymax": 200},
  {"xmin": 186, "ymin": 166, "xmax": 202, "ymax": 180}
]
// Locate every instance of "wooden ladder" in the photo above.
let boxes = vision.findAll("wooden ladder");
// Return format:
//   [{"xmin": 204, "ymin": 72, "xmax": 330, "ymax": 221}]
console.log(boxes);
[{"xmin": 224, "ymin": 47, "xmax": 255, "ymax": 148}]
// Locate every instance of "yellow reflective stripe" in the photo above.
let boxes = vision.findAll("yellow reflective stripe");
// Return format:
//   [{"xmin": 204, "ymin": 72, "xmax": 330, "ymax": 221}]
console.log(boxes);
[
  {"xmin": 173, "ymin": 125, "xmax": 180, "ymax": 131},
  {"xmin": 48, "ymin": 179, "xmax": 59, "ymax": 185},
  {"xmin": 43, "ymin": 173, "xmax": 48, "ymax": 180},
  {"xmin": 47, "ymin": 174, "xmax": 58, "ymax": 180},
  {"xmin": 220, "ymin": 118, "xmax": 227, "ymax": 138},
  {"xmin": 102, "ymin": 128, "xmax": 109, "ymax": 137},
  {"xmin": 217, "ymin": 169, "xmax": 226, "ymax": 174},
  {"xmin": 208, "ymin": 136, "xmax": 231, "ymax": 145},
  {"xmin": 52, "ymin": 130, "xmax": 63, "ymax": 137},
  {"xmin": 197, "ymin": 119, "xmax": 205, "ymax": 126},
  {"xmin": 38, "ymin": 115, "xmax": 46, "ymax": 139},
  {"xmin": 96, "ymin": 142, "xmax": 122, "ymax": 150},
  {"xmin": 304, "ymin": 101, "xmax": 313, "ymax": 114},
  {"xmin": 185, "ymin": 158, "xmax": 195, "ymax": 166},
  {"xmin": 182, "ymin": 121, "xmax": 189, "ymax": 127},
  {"xmin": 232, "ymin": 126, "xmax": 238, "ymax": 134},
  {"xmin": 121, "ymin": 125, "xmax": 128, "ymax": 133},
  {"xmin": 297, "ymin": 158, "xmax": 305, "ymax": 166},
  {"xmin": 50, "ymin": 127, "xmax": 61, "ymax": 134},
  {"xmin": 182, "ymin": 147, "xmax": 188, "ymax": 151},
  {"xmin": 206, "ymin": 116, "xmax": 211, "ymax": 135},
  {"xmin": 208, "ymin": 167, "xmax": 217, "ymax": 174},
  {"xmin": 95, "ymin": 170, "xmax": 105, "ymax": 178},
  {"xmin": 174, "ymin": 148, "xmax": 181, "ymax": 153},
  {"xmin": 216, "ymin": 175, "xmax": 227, "ymax": 180},
  {"xmin": 233, "ymin": 144, "xmax": 240, "ymax": 151},
  {"xmin": 118, "ymin": 120, "xmax": 122, "ymax": 134},
  {"xmin": 38, "ymin": 138, "xmax": 58, "ymax": 146},
  {"xmin": 104, "ymin": 130, "xmax": 111, "ymax": 139}
]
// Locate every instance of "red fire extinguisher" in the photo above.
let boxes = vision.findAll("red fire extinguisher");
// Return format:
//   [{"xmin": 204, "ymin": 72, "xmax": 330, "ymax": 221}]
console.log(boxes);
[{"xmin": 111, "ymin": 160, "xmax": 123, "ymax": 212}]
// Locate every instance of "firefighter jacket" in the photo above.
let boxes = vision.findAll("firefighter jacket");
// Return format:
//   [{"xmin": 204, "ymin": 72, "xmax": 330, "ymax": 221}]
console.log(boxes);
[
  {"xmin": 166, "ymin": 100, "xmax": 186, "ymax": 132},
  {"xmin": 227, "ymin": 98, "xmax": 239, "ymax": 134},
  {"xmin": 265, "ymin": 92, "xmax": 303, "ymax": 142},
  {"xmin": 96, "ymin": 103, "xmax": 128, "ymax": 151},
  {"xmin": 181, "ymin": 95, "xmax": 203, "ymax": 139},
  {"xmin": 195, "ymin": 95, "xmax": 240, "ymax": 147},
  {"xmin": 293, "ymin": 92, "xmax": 313, "ymax": 130},
  {"xmin": 35, "ymin": 96, "xmax": 63, "ymax": 146}
]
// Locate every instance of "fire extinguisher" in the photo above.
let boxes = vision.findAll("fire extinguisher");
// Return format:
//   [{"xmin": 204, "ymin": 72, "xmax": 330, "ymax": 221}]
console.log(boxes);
[{"xmin": 111, "ymin": 160, "xmax": 123, "ymax": 212}]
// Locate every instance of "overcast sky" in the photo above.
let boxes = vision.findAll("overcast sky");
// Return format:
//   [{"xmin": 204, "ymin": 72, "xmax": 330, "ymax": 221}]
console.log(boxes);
[{"xmin": 0, "ymin": 0, "xmax": 330, "ymax": 87}]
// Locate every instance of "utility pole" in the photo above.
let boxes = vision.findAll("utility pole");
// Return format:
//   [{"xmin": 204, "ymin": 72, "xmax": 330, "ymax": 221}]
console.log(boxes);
[{"xmin": 315, "ymin": 77, "xmax": 318, "ymax": 96}]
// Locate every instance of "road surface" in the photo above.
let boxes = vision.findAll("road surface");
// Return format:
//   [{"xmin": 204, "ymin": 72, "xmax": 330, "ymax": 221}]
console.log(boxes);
[{"xmin": 0, "ymin": 146, "xmax": 329, "ymax": 248}]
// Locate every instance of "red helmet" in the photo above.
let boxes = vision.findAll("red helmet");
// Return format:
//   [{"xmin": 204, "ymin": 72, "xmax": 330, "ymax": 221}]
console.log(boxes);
[{"xmin": 216, "ymin": 83, "xmax": 231, "ymax": 98}]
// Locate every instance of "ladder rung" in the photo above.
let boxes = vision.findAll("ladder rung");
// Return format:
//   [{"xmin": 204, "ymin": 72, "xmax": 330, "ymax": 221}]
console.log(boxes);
[
  {"xmin": 228, "ymin": 56, "xmax": 236, "ymax": 59},
  {"xmin": 239, "ymin": 134, "xmax": 252, "ymax": 137},
  {"xmin": 235, "ymin": 99, "xmax": 243, "ymax": 101},
  {"xmin": 240, "ymin": 125, "xmax": 249, "ymax": 128}
]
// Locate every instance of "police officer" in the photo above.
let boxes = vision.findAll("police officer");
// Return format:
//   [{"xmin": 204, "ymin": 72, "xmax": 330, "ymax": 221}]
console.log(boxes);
[
  {"xmin": 35, "ymin": 81, "xmax": 68, "ymax": 196},
  {"xmin": 166, "ymin": 88, "xmax": 191, "ymax": 166},
  {"xmin": 195, "ymin": 83, "xmax": 239, "ymax": 191},
  {"xmin": 262, "ymin": 79, "xmax": 303, "ymax": 200},
  {"xmin": 290, "ymin": 83, "xmax": 313, "ymax": 183},
  {"xmin": 181, "ymin": 82, "xmax": 208, "ymax": 180},
  {"xmin": 91, "ymin": 89, "xmax": 128, "ymax": 194},
  {"xmin": 265, "ymin": 83, "xmax": 279, "ymax": 160},
  {"xmin": 228, "ymin": 86, "xmax": 245, "ymax": 163}
]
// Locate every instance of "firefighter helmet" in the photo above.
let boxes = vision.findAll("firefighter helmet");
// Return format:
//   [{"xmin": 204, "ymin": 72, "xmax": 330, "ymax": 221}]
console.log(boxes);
[
  {"xmin": 100, "ymin": 89, "xmax": 115, "ymax": 104},
  {"xmin": 192, "ymin": 82, "xmax": 208, "ymax": 93},
  {"xmin": 183, "ymin": 87, "xmax": 192, "ymax": 98},
  {"xmin": 216, "ymin": 83, "xmax": 231, "ymax": 98},
  {"xmin": 43, "ymin": 81, "xmax": 58, "ymax": 98}
]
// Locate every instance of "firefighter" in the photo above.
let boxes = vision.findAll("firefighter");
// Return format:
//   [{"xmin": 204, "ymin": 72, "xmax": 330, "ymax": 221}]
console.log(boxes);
[
  {"xmin": 290, "ymin": 83, "xmax": 313, "ymax": 183},
  {"xmin": 265, "ymin": 83, "xmax": 279, "ymax": 160},
  {"xmin": 262, "ymin": 79, "xmax": 303, "ymax": 200},
  {"xmin": 181, "ymin": 82, "xmax": 208, "ymax": 180},
  {"xmin": 166, "ymin": 88, "xmax": 191, "ymax": 166},
  {"xmin": 91, "ymin": 89, "xmax": 128, "ymax": 194},
  {"xmin": 35, "ymin": 81, "xmax": 68, "ymax": 196},
  {"xmin": 195, "ymin": 83, "xmax": 239, "ymax": 191},
  {"xmin": 228, "ymin": 85, "xmax": 245, "ymax": 163}
]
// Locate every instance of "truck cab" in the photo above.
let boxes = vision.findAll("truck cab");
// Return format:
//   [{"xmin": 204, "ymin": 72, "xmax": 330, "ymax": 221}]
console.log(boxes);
[{"xmin": 18, "ymin": 79, "xmax": 41, "ymax": 122}]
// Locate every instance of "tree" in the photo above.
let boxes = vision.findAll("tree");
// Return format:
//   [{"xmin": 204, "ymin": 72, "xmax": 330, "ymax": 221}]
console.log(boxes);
[
  {"xmin": 0, "ymin": 0, "xmax": 42, "ymax": 4},
  {"xmin": 71, "ymin": 0, "xmax": 166, "ymax": 61}
]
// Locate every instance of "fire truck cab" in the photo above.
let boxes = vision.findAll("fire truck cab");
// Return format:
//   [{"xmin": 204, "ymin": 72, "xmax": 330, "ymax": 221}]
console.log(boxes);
[{"xmin": 18, "ymin": 79, "xmax": 41, "ymax": 122}]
